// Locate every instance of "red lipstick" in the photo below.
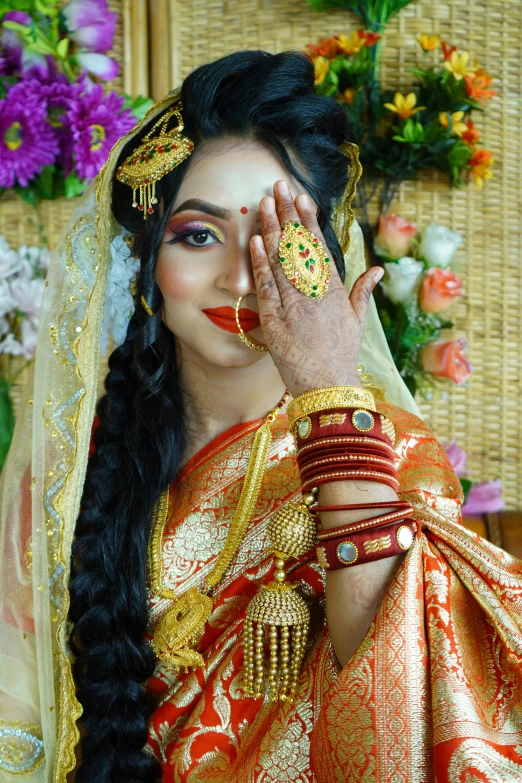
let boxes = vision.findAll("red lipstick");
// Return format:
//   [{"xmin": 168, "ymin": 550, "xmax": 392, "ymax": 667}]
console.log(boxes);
[{"xmin": 202, "ymin": 306, "xmax": 260, "ymax": 334}]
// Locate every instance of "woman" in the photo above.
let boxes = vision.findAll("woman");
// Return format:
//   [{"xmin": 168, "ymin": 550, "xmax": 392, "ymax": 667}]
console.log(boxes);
[{"xmin": 0, "ymin": 51, "xmax": 521, "ymax": 783}]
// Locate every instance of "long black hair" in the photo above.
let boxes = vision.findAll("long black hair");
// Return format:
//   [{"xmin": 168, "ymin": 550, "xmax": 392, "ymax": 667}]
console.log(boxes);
[{"xmin": 68, "ymin": 50, "xmax": 352, "ymax": 782}]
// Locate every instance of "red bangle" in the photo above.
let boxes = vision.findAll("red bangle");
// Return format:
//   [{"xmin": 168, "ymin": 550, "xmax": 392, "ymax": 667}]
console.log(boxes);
[
  {"xmin": 299, "ymin": 454, "xmax": 396, "ymax": 476},
  {"xmin": 302, "ymin": 470, "xmax": 399, "ymax": 493},
  {"xmin": 297, "ymin": 435, "xmax": 396, "ymax": 460},
  {"xmin": 317, "ymin": 506, "xmax": 413, "ymax": 538},
  {"xmin": 316, "ymin": 520, "xmax": 416, "ymax": 571},
  {"xmin": 314, "ymin": 501, "xmax": 411, "ymax": 513},
  {"xmin": 295, "ymin": 407, "xmax": 394, "ymax": 448}
]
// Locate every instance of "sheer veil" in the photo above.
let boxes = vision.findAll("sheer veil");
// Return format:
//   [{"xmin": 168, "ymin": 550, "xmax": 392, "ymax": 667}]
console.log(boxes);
[{"xmin": 0, "ymin": 92, "xmax": 422, "ymax": 782}]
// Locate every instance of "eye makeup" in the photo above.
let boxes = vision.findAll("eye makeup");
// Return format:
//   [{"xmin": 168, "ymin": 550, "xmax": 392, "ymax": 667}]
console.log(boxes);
[{"xmin": 167, "ymin": 220, "xmax": 225, "ymax": 246}]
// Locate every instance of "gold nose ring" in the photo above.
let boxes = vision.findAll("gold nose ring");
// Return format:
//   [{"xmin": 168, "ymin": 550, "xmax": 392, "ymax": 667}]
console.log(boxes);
[{"xmin": 235, "ymin": 296, "xmax": 269, "ymax": 353}]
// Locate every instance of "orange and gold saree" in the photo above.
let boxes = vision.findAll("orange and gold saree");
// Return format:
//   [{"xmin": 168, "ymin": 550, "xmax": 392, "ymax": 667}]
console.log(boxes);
[{"xmin": 145, "ymin": 401, "xmax": 522, "ymax": 782}]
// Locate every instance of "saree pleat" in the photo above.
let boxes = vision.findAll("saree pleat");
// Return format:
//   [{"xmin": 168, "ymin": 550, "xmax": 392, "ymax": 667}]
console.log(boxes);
[{"xmin": 145, "ymin": 402, "xmax": 522, "ymax": 782}]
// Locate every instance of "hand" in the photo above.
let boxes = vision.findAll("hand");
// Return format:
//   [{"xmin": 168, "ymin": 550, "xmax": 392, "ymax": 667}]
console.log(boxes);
[{"xmin": 250, "ymin": 180, "xmax": 383, "ymax": 399}]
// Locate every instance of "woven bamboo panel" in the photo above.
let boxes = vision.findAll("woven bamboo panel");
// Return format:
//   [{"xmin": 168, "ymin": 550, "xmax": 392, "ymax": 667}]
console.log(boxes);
[{"xmin": 164, "ymin": 0, "xmax": 522, "ymax": 509}]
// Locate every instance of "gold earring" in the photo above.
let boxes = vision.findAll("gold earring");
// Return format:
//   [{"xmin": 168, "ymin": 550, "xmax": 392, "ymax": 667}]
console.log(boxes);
[
  {"xmin": 235, "ymin": 296, "xmax": 269, "ymax": 353},
  {"xmin": 141, "ymin": 294, "xmax": 154, "ymax": 317}
]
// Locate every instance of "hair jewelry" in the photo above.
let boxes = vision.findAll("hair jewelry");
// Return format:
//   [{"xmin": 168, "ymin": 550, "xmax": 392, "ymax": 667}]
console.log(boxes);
[
  {"xmin": 116, "ymin": 105, "xmax": 194, "ymax": 218},
  {"xmin": 141, "ymin": 294, "xmax": 154, "ymax": 317},
  {"xmin": 278, "ymin": 222, "xmax": 331, "ymax": 299}
]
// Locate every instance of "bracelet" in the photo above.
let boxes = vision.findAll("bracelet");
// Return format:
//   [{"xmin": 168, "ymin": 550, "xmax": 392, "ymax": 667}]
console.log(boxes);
[
  {"xmin": 288, "ymin": 387, "xmax": 376, "ymax": 430},
  {"xmin": 294, "ymin": 407, "xmax": 394, "ymax": 447},
  {"xmin": 297, "ymin": 435, "xmax": 396, "ymax": 459},
  {"xmin": 302, "ymin": 470, "xmax": 400, "ymax": 493},
  {"xmin": 316, "ymin": 519, "xmax": 416, "ymax": 571},
  {"xmin": 316, "ymin": 506, "xmax": 413, "ymax": 539},
  {"xmin": 314, "ymin": 501, "xmax": 411, "ymax": 513}
]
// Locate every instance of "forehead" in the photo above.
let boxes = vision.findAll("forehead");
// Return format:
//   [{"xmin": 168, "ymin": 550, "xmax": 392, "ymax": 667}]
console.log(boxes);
[{"xmin": 172, "ymin": 138, "xmax": 302, "ymax": 211}]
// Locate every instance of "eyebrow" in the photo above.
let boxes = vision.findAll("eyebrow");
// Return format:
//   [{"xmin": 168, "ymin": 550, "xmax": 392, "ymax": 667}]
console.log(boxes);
[{"xmin": 169, "ymin": 198, "xmax": 260, "ymax": 222}]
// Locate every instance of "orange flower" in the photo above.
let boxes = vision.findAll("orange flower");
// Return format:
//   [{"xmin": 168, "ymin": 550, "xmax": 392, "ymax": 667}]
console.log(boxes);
[
  {"xmin": 418, "ymin": 34, "xmax": 440, "ymax": 51},
  {"xmin": 440, "ymin": 41, "xmax": 457, "ymax": 62},
  {"xmin": 375, "ymin": 214, "xmax": 418, "ymax": 259},
  {"xmin": 464, "ymin": 68, "xmax": 497, "ymax": 103},
  {"xmin": 339, "ymin": 88, "xmax": 356, "ymax": 105},
  {"xmin": 384, "ymin": 92, "xmax": 425, "ymax": 119},
  {"xmin": 438, "ymin": 111, "xmax": 468, "ymax": 137},
  {"xmin": 358, "ymin": 29, "xmax": 381, "ymax": 46},
  {"xmin": 469, "ymin": 148, "xmax": 494, "ymax": 188},
  {"xmin": 461, "ymin": 119, "xmax": 480, "ymax": 145},
  {"xmin": 306, "ymin": 37, "xmax": 339, "ymax": 59},
  {"xmin": 312, "ymin": 56, "xmax": 330, "ymax": 85},
  {"xmin": 421, "ymin": 338, "xmax": 472, "ymax": 384},
  {"xmin": 419, "ymin": 268, "xmax": 464, "ymax": 313},
  {"xmin": 444, "ymin": 51, "xmax": 476, "ymax": 81},
  {"xmin": 336, "ymin": 32, "xmax": 365, "ymax": 55}
]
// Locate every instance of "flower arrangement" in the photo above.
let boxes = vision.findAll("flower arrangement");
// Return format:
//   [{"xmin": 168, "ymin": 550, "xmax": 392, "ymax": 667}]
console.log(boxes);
[
  {"xmin": 0, "ymin": 0, "xmax": 152, "ymax": 204},
  {"xmin": 374, "ymin": 214, "xmax": 471, "ymax": 396},
  {"xmin": 305, "ymin": 1, "xmax": 496, "ymax": 249},
  {"xmin": 444, "ymin": 440, "xmax": 504, "ymax": 516}
]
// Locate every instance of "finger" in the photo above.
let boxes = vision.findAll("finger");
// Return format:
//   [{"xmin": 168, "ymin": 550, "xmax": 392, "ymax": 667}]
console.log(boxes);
[
  {"xmin": 259, "ymin": 196, "xmax": 298, "ymax": 296},
  {"xmin": 250, "ymin": 234, "xmax": 282, "ymax": 313},
  {"xmin": 273, "ymin": 180, "xmax": 300, "ymax": 231},
  {"xmin": 349, "ymin": 267, "xmax": 384, "ymax": 325},
  {"xmin": 294, "ymin": 192, "xmax": 343, "ymax": 292}
]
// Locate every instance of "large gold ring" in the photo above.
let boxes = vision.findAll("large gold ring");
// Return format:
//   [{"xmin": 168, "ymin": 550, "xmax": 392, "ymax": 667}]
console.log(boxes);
[
  {"xmin": 278, "ymin": 222, "xmax": 330, "ymax": 300},
  {"xmin": 235, "ymin": 296, "xmax": 269, "ymax": 353}
]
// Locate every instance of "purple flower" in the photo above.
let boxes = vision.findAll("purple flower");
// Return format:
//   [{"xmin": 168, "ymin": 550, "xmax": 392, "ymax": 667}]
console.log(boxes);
[
  {"xmin": 62, "ymin": 0, "xmax": 116, "ymax": 53},
  {"xmin": 68, "ymin": 85, "xmax": 135, "ymax": 180},
  {"xmin": 443, "ymin": 440, "xmax": 468, "ymax": 477},
  {"xmin": 462, "ymin": 479, "xmax": 504, "ymax": 516},
  {"xmin": 8, "ymin": 77, "xmax": 79, "ymax": 175},
  {"xmin": 77, "ymin": 52, "xmax": 119, "ymax": 81},
  {"xmin": 1, "ymin": 11, "xmax": 52, "ymax": 78},
  {"xmin": 0, "ymin": 96, "xmax": 58, "ymax": 188}
]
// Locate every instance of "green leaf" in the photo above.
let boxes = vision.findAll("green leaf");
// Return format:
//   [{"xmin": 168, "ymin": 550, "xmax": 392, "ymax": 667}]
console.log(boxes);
[
  {"xmin": 2, "ymin": 20, "xmax": 31, "ymax": 37},
  {"xmin": 459, "ymin": 478, "xmax": 472, "ymax": 503},
  {"xmin": 122, "ymin": 93, "xmax": 154, "ymax": 122},
  {"xmin": 56, "ymin": 36, "xmax": 69, "ymax": 58},
  {"xmin": 64, "ymin": 171, "xmax": 88, "ymax": 199},
  {"xmin": 0, "ymin": 383, "xmax": 15, "ymax": 474}
]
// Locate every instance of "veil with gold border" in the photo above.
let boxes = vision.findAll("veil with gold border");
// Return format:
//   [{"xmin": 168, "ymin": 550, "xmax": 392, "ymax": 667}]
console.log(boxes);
[{"xmin": 0, "ymin": 90, "xmax": 422, "ymax": 782}]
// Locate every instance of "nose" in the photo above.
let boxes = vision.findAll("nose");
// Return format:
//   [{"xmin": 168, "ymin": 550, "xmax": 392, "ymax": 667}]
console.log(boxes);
[{"xmin": 215, "ymin": 235, "xmax": 257, "ymax": 300}]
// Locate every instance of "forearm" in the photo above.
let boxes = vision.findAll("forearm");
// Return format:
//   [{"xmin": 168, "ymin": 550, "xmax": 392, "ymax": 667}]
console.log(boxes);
[{"xmin": 319, "ymin": 478, "xmax": 405, "ymax": 667}]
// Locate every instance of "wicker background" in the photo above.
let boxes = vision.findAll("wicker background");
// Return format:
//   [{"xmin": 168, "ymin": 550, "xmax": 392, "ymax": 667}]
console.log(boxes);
[{"xmin": 1, "ymin": 0, "xmax": 521, "ymax": 509}]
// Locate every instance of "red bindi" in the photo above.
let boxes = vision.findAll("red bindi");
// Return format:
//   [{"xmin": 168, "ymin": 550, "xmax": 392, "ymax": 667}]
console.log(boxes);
[{"xmin": 240, "ymin": 206, "xmax": 248, "ymax": 214}]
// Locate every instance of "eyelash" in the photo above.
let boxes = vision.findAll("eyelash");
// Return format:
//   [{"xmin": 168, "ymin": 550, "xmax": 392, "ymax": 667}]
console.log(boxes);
[{"xmin": 166, "ymin": 228, "xmax": 223, "ymax": 248}]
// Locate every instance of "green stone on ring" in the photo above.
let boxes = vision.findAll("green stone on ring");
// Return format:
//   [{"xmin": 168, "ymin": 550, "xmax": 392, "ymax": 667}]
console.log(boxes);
[{"xmin": 280, "ymin": 257, "xmax": 285, "ymax": 263}]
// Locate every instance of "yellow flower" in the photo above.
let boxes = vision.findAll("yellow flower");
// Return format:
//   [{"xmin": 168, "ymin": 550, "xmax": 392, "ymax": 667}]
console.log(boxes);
[
  {"xmin": 443, "ymin": 51, "xmax": 476, "ymax": 81},
  {"xmin": 418, "ymin": 34, "xmax": 440, "ymax": 51},
  {"xmin": 336, "ymin": 32, "xmax": 365, "ymax": 55},
  {"xmin": 313, "ymin": 56, "xmax": 329, "ymax": 85},
  {"xmin": 438, "ymin": 111, "xmax": 468, "ymax": 137},
  {"xmin": 470, "ymin": 149, "xmax": 494, "ymax": 188},
  {"xmin": 384, "ymin": 92, "xmax": 425, "ymax": 119},
  {"xmin": 340, "ymin": 87, "xmax": 356, "ymax": 104}
]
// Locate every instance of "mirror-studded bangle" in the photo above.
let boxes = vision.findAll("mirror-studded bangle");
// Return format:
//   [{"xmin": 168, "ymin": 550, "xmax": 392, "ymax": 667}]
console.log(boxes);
[
  {"xmin": 316, "ymin": 519, "xmax": 416, "ymax": 571},
  {"xmin": 316, "ymin": 505, "xmax": 413, "ymax": 539},
  {"xmin": 294, "ymin": 407, "xmax": 396, "ymax": 448}
]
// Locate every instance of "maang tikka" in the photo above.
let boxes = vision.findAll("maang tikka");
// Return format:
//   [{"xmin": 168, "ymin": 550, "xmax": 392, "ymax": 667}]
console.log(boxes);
[{"xmin": 116, "ymin": 104, "xmax": 194, "ymax": 218}]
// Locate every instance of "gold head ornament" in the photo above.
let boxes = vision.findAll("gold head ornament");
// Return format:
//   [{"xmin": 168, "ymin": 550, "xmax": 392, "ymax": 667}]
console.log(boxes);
[{"xmin": 115, "ymin": 104, "xmax": 194, "ymax": 218}]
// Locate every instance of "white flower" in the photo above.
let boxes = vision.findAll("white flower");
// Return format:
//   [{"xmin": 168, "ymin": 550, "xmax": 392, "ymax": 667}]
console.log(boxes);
[
  {"xmin": 10, "ymin": 277, "xmax": 45, "ymax": 318},
  {"xmin": 0, "ymin": 280, "xmax": 16, "ymax": 318},
  {"xmin": 19, "ymin": 317, "xmax": 38, "ymax": 360},
  {"xmin": 419, "ymin": 223, "xmax": 463, "ymax": 268},
  {"xmin": 0, "ymin": 236, "xmax": 22, "ymax": 279},
  {"xmin": 101, "ymin": 234, "xmax": 140, "ymax": 355},
  {"xmin": 0, "ymin": 317, "xmax": 8, "ymax": 337},
  {"xmin": 380, "ymin": 257, "xmax": 425, "ymax": 305},
  {"xmin": 17, "ymin": 245, "xmax": 52, "ymax": 278},
  {"xmin": 0, "ymin": 332, "xmax": 25, "ymax": 357}
]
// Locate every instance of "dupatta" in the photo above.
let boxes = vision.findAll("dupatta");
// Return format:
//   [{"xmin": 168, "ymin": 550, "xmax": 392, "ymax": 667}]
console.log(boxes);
[{"xmin": 143, "ymin": 401, "xmax": 522, "ymax": 782}]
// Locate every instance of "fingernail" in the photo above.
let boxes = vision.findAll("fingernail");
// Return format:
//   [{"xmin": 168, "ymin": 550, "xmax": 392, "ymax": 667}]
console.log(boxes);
[
  {"xmin": 277, "ymin": 181, "xmax": 290, "ymax": 196},
  {"xmin": 262, "ymin": 197, "xmax": 276, "ymax": 214},
  {"xmin": 296, "ymin": 193, "xmax": 310, "ymax": 209},
  {"xmin": 252, "ymin": 235, "xmax": 263, "ymax": 250},
  {"xmin": 373, "ymin": 268, "xmax": 384, "ymax": 283}
]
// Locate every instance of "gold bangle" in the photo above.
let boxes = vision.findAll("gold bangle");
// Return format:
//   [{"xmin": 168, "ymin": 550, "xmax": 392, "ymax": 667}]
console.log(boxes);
[{"xmin": 287, "ymin": 385, "xmax": 376, "ymax": 428}]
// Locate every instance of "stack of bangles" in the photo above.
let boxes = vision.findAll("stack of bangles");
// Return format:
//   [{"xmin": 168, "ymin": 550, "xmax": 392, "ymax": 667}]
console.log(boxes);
[{"xmin": 287, "ymin": 386, "xmax": 417, "ymax": 571}]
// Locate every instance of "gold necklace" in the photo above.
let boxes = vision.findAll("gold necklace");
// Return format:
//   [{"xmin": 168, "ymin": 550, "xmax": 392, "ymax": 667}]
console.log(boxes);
[{"xmin": 148, "ymin": 391, "xmax": 290, "ymax": 671}]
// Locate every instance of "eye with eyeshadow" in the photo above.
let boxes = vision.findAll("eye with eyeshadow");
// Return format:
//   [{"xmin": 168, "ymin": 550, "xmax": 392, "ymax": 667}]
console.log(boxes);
[{"xmin": 166, "ymin": 221, "xmax": 225, "ymax": 248}]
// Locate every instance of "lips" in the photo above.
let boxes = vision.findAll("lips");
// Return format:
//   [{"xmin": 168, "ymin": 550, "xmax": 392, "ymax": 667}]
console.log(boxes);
[{"xmin": 202, "ymin": 306, "xmax": 260, "ymax": 334}]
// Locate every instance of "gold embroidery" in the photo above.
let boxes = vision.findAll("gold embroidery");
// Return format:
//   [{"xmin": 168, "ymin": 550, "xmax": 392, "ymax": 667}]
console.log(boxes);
[
  {"xmin": 448, "ymin": 739, "xmax": 522, "ymax": 781},
  {"xmin": 363, "ymin": 534, "xmax": 391, "ymax": 554},
  {"xmin": 319, "ymin": 413, "xmax": 346, "ymax": 427},
  {"xmin": 316, "ymin": 546, "xmax": 329, "ymax": 570},
  {"xmin": 0, "ymin": 720, "xmax": 44, "ymax": 774}
]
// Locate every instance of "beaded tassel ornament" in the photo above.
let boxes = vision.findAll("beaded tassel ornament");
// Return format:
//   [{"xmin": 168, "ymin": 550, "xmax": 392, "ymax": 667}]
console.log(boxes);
[
  {"xmin": 244, "ymin": 495, "xmax": 317, "ymax": 701},
  {"xmin": 116, "ymin": 105, "xmax": 194, "ymax": 218}
]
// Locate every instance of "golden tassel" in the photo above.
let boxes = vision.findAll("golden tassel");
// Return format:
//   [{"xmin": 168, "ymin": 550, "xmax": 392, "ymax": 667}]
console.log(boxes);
[{"xmin": 243, "ymin": 496, "xmax": 317, "ymax": 701}]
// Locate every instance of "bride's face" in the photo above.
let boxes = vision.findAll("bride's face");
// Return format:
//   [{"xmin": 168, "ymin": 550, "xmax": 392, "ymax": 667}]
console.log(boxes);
[{"xmin": 155, "ymin": 137, "xmax": 302, "ymax": 368}]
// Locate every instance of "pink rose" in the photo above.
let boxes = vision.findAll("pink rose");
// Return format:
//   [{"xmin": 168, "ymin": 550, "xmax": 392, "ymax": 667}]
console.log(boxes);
[
  {"xmin": 444, "ymin": 440, "xmax": 468, "ymax": 476},
  {"xmin": 375, "ymin": 214, "xmax": 418, "ymax": 260},
  {"xmin": 419, "ymin": 267, "xmax": 464, "ymax": 313},
  {"xmin": 420, "ymin": 338, "xmax": 472, "ymax": 385},
  {"xmin": 462, "ymin": 480, "xmax": 503, "ymax": 516}
]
